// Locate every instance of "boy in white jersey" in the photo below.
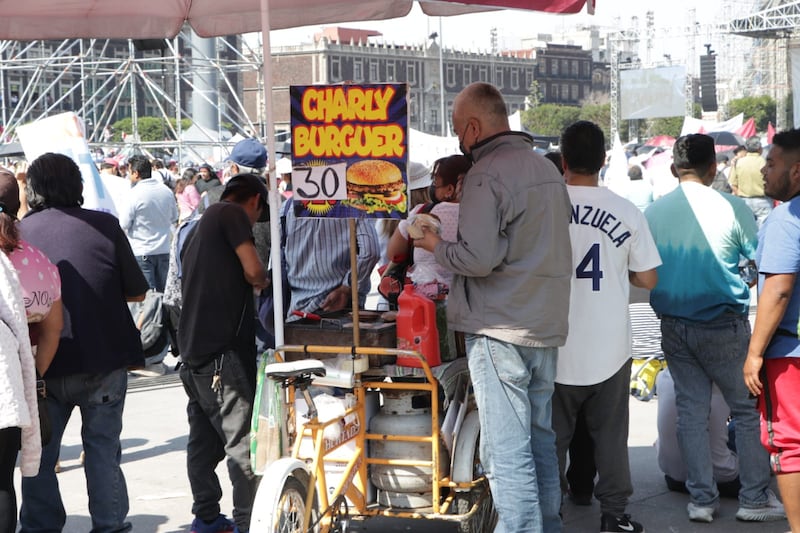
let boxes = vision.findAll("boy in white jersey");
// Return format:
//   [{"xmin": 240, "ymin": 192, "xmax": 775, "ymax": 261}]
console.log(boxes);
[{"xmin": 553, "ymin": 121, "xmax": 661, "ymax": 533}]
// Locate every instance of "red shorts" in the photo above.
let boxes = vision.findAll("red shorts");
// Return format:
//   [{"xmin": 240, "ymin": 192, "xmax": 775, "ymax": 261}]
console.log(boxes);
[{"xmin": 759, "ymin": 357, "xmax": 800, "ymax": 474}]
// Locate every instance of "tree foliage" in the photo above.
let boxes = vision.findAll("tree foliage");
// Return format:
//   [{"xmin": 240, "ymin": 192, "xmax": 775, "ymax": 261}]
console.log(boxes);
[
  {"xmin": 522, "ymin": 104, "xmax": 580, "ymax": 137},
  {"xmin": 110, "ymin": 117, "xmax": 193, "ymax": 142},
  {"xmin": 727, "ymin": 95, "xmax": 776, "ymax": 132}
]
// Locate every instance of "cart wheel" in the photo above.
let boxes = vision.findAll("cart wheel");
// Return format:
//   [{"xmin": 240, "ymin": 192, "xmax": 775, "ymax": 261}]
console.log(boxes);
[
  {"xmin": 438, "ymin": 357, "xmax": 470, "ymax": 405},
  {"xmin": 252, "ymin": 459, "xmax": 319, "ymax": 533},
  {"xmin": 274, "ymin": 476, "xmax": 318, "ymax": 533},
  {"xmin": 450, "ymin": 411, "xmax": 497, "ymax": 533}
]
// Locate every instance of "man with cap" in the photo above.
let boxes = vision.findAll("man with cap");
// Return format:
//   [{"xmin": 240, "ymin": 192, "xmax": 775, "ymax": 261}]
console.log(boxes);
[
  {"xmin": 178, "ymin": 173, "xmax": 269, "ymax": 533},
  {"xmin": 225, "ymin": 138, "xmax": 268, "ymax": 182},
  {"xmin": 195, "ymin": 163, "xmax": 220, "ymax": 195},
  {"xmin": 200, "ymin": 138, "xmax": 268, "ymax": 211},
  {"xmin": 729, "ymin": 136, "xmax": 771, "ymax": 227}
]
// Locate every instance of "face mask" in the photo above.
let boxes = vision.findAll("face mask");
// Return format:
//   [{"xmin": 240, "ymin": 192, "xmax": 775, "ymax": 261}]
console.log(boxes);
[
  {"xmin": 457, "ymin": 124, "xmax": 474, "ymax": 162},
  {"xmin": 428, "ymin": 183, "xmax": 441, "ymax": 204}
]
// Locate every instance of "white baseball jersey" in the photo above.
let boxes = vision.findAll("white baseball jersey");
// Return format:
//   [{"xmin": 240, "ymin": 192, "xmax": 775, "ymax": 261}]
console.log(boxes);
[{"xmin": 556, "ymin": 185, "xmax": 662, "ymax": 386}]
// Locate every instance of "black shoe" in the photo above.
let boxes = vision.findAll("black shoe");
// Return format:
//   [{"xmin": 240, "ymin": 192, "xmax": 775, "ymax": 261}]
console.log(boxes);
[
  {"xmin": 569, "ymin": 491, "xmax": 593, "ymax": 506},
  {"xmin": 600, "ymin": 513, "xmax": 644, "ymax": 533},
  {"xmin": 664, "ymin": 474, "xmax": 689, "ymax": 494}
]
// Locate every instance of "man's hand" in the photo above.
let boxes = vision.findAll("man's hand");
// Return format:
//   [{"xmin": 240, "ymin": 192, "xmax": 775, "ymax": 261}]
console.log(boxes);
[
  {"xmin": 413, "ymin": 225, "xmax": 441, "ymax": 253},
  {"xmin": 320, "ymin": 285, "xmax": 350, "ymax": 312},
  {"xmin": 743, "ymin": 353, "xmax": 764, "ymax": 397}
]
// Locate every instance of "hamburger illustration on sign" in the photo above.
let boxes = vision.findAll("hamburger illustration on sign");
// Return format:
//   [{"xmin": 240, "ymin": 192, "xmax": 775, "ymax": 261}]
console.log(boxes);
[
  {"xmin": 345, "ymin": 160, "xmax": 407, "ymax": 214},
  {"xmin": 290, "ymin": 83, "xmax": 409, "ymax": 219}
]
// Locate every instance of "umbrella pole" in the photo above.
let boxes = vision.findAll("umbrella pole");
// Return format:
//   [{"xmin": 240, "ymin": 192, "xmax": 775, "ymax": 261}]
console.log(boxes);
[
  {"xmin": 260, "ymin": 0, "xmax": 286, "ymax": 348},
  {"xmin": 349, "ymin": 219, "xmax": 360, "ymax": 347}
]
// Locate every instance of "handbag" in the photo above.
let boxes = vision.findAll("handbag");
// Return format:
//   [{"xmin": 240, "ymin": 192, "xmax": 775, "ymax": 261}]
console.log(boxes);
[{"xmin": 36, "ymin": 376, "xmax": 52, "ymax": 445}]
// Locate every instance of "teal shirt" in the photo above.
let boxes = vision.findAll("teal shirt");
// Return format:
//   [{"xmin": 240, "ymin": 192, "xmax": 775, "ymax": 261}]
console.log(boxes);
[{"xmin": 645, "ymin": 182, "xmax": 758, "ymax": 321}]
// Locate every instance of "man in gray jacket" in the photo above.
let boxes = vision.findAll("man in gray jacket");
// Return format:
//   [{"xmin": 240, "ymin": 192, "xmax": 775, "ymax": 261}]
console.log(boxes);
[{"xmin": 416, "ymin": 82, "xmax": 573, "ymax": 533}]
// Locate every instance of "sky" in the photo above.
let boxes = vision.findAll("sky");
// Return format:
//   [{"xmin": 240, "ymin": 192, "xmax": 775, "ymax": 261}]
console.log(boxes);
[{"xmin": 269, "ymin": 0, "xmax": 763, "ymax": 61}]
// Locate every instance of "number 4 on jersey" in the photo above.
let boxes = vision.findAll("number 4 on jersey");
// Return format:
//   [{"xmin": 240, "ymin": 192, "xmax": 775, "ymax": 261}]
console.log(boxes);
[{"xmin": 576, "ymin": 243, "xmax": 603, "ymax": 291}]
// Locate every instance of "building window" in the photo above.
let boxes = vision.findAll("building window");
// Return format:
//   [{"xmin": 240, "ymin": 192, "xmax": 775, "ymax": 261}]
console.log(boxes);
[
  {"xmin": 540, "ymin": 83, "xmax": 547, "ymax": 101},
  {"xmin": 561, "ymin": 59, "xmax": 569, "ymax": 75},
  {"xmin": 495, "ymin": 68, "xmax": 504, "ymax": 89},
  {"xmin": 463, "ymin": 66, "xmax": 472, "ymax": 86},
  {"xmin": 406, "ymin": 62, "xmax": 416, "ymax": 85},
  {"xmin": 571, "ymin": 84, "xmax": 579, "ymax": 101},
  {"xmin": 331, "ymin": 57, "xmax": 341, "ymax": 81},
  {"xmin": 354, "ymin": 59, "xmax": 363, "ymax": 81},
  {"xmin": 409, "ymin": 97, "xmax": 418, "ymax": 123},
  {"xmin": 561, "ymin": 84, "xmax": 569, "ymax": 102},
  {"xmin": 387, "ymin": 61, "xmax": 396, "ymax": 81},
  {"xmin": 571, "ymin": 60, "xmax": 579, "ymax": 78},
  {"xmin": 369, "ymin": 59, "xmax": 379, "ymax": 82},
  {"xmin": 583, "ymin": 61, "xmax": 591, "ymax": 77},
  {"xmin": 550, "ymin": 59, "xmax": 558, "ymax": 76},
  {"xmin": 525, "ymin": 69, "xmax": 534, "ymax": 90},
  {"xmin": 551, "ymin": 83, "xmax": 559, "ymax": 100},
  {"xmin": 479, "ymin": 65, "xmax": 488, "ymax": 82},
  {"xmin": 446, "ymin": 64, "xmax": 455, "ymax": 87},
  {"xmin": 511, "ymin": 69, "xmax": 519, "ymax": 90}
]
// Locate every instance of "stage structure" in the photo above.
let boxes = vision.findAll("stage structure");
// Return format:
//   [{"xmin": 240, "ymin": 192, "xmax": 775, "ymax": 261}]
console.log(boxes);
[{"xmin": 0, "ymin": 27, "xmax": 266, "ymax": 164}]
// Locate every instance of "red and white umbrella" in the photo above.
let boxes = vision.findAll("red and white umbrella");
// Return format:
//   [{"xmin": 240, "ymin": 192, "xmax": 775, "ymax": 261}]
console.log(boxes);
[
  {"xmin": 644, "ymin": 135, "xmax": 675, "ymax": 149},
  {"xmin": 0, "ymin": 0, "xmax": 593, "ymax": 39}
]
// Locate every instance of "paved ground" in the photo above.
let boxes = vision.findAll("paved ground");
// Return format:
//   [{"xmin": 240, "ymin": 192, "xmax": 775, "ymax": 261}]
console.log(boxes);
[{"xmin": 12, "ymin": 294, "xmax": 792, "ymax": 532}]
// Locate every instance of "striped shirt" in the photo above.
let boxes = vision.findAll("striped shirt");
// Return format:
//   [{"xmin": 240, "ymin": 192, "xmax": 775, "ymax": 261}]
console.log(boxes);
[{"xmin": 281, "ymin": 201, "xmax": 380, "ymax": 317}]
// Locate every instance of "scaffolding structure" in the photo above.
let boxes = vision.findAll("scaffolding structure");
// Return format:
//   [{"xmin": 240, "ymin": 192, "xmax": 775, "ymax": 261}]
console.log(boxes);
[
  {"xmin": 0, "ymin": 28, "xmax": 265, "ymax": 163},
  {"xmin": 730, "ymin": 0, "xmax": 800, "ymax": 130}
]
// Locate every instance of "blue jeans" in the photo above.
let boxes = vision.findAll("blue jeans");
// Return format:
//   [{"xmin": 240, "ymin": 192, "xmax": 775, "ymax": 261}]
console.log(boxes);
[
  {"xmin": 20, "ymin": 368, "xmax": 131, "ymax": 533},
  {"xmin": 660, "ymin": 314, "xmax": 772, "ymax": 508},
  {"xmin": 136, "ymin": 254, "xmax": 170, "ymax": 292},
  {"xmin": 466, "ymin": 334, "xmax": 561, "ymax": 533}
]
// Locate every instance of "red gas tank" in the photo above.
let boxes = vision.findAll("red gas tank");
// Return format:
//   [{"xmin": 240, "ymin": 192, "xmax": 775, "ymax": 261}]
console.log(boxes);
[{"xmin": 396, "ymin": 285, "xmax": 441, "ymax": 368}]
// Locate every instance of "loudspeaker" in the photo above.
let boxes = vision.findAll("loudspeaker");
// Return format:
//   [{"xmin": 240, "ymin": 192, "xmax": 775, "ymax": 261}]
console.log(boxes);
[
  {"xmin": 133, "ymin": 39, "xmax": 167, "ymax": 52},
  {"xmin": 700, "ymin": 54, "xmax": 717, "ymax": 112}
]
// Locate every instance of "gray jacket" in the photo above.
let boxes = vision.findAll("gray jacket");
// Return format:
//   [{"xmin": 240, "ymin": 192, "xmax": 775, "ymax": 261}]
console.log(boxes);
[{"xmin": 434, "ymin": 132, "xmax": 572, "ymax": 347}]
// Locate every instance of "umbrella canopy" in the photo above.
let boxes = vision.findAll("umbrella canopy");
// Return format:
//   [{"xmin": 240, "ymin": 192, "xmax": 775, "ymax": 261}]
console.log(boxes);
[
  {"xmin": 644, "ymin": 135, "xmax": 675, "ymax": 149},
  {"xmin": 0, "ymin": 0, "xmax": 592, "ymax": 39},
  {"xmin": 706, "ymin": 131, "xmax": 746, "ymax": 148}
]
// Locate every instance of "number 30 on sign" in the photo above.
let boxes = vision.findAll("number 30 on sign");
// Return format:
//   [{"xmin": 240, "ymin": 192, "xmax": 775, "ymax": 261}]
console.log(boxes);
[{"xmin": 292, "ymin": 163, "xmax": 347, "ymax": 201}]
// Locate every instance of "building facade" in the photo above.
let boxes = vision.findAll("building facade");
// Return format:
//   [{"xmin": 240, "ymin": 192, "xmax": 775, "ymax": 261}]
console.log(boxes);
[{"xmin": 245, "ymin": 28, "xmax": 543, "ymax": 136}]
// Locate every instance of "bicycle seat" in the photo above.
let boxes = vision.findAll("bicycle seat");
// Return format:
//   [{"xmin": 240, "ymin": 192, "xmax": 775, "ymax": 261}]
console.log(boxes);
[{"xmin": 265, "ymin": 360, "xmax": 326, "ymax": 382}]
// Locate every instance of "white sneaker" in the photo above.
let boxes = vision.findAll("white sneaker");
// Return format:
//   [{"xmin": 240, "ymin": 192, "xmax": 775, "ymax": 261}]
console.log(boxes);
[
  {"xmin": 687, "ymin": 502, "xmax": 717, "ymax": 523},
  {"xmin": 736, "ymin": 489, "xmax": 786, "ymax": 522}
]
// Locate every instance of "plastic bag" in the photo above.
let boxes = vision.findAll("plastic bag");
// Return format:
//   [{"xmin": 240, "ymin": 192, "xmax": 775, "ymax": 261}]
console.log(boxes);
[{"xmin": 250, "ymin": 350, "xmax": 284, "ymax": 474}]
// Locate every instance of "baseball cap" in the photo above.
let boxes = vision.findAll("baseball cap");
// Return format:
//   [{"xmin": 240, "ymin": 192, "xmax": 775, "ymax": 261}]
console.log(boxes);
[
  {"xmin": 222, "ymin": 173, "xmax": 270, "ymax": 222},
  {"xmin": 227, "ymin": 138, "xmax": 267, "ymax": 169}
]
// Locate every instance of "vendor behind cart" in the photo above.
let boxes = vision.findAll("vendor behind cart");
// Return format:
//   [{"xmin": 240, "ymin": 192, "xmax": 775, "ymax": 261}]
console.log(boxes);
[{"xmin": 281, "ymin": 197, "xmax": 380, "ymax": 318}]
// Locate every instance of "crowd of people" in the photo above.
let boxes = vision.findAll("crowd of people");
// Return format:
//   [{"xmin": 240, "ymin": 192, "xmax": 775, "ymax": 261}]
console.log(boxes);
[{"xmin": 1, "ymin": 80, "xmax": 800, "ymax": 533}]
